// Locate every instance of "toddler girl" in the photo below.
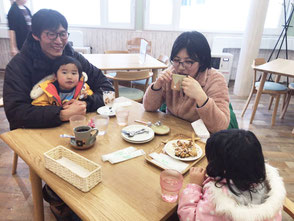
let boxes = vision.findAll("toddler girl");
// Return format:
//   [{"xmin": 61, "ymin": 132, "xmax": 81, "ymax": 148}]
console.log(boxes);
[{"xmin": 178, "ymin": 129, "xmax": 286, "ymax": 221}]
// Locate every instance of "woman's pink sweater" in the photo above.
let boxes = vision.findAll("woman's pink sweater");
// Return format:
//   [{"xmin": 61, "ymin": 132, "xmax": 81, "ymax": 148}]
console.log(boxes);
[{"xmin": 143, "ymin": 68, "xmax": 230, "ymax": 133}]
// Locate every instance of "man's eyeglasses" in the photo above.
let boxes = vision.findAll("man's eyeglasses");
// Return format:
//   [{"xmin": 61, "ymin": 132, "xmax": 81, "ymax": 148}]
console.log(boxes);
[
  {"xmin": 171, "ymin": 59, "xmax": 197, "ymax": 69},
  {"xmin": 45, "ymin": 31, "xmax": 70, "ymax": 40}
]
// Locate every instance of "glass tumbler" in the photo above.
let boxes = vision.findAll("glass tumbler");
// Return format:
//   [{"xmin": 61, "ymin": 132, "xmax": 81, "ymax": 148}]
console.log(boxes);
[{"xmin": 160, "ymin": 169, "xmax": 183, "ymax": 203}]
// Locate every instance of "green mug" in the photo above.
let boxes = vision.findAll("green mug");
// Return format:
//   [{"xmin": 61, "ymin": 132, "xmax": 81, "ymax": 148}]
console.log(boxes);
[
  {"xmin": 171, "ymin": 74, "xmax": 187, "ymax": 91},
  {"xmin": 74, "ymin": 126, "xmax": 98, "ymax": 147}
]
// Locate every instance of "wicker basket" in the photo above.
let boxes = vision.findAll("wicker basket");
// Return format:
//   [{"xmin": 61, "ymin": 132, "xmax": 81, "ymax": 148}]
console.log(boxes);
[{"xmin": 44, "ymin": 145, "xmax": 102, "ymax": 192}]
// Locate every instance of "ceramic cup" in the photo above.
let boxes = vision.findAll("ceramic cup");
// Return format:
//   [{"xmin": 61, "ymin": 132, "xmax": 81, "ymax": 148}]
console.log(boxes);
[
  {"xmin": 160, "ymin": 169, "xmax": 183, "ymax": 203},
  {"xmin": 171, "ymin": 74, "xmax": 187, "ymax": 91},
  {"xmin": 74, "ymin": 126, "xmax": 98, "ymax": 147}
]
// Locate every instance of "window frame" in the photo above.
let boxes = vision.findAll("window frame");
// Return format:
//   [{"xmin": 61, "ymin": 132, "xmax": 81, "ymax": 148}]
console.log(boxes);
[
  {"xmin": 144, "ymin": 0, "xmax": 289, "ymax": 35},
  {"xmin": 0, "ymin": 0, "xmax": 136, "ymax": 30}
]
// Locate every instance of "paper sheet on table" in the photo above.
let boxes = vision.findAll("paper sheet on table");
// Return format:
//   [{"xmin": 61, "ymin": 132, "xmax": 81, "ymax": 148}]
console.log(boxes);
[
  {"xmin": 101, "ymin": 146, "xmax": 145, "ymax": 164},
  {"xmin": 109, "ymin": 149, "xmax": 145, "ymax": 164},
  {"xmin": 191, "ymin": 119, "xmax": 210, "ymax": 143},
  {"xmin": 149, "ymin": 152, "xmax": 189, "ymax": 173},
  {"xmin": 101, "ymin": 146, "xmax": 137, "ymax": 162}
]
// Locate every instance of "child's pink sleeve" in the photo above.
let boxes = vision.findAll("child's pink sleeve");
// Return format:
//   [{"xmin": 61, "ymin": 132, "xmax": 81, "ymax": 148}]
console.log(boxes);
[{"xmin": 177, "ymin": 183, "xmax": 203, "ymax": 221}]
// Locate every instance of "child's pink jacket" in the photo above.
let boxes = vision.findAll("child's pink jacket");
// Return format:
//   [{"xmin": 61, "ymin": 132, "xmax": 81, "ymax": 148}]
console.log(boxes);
[{"xmin": 177, "ymin": 164, "xmax": 285, "ymax": 221}]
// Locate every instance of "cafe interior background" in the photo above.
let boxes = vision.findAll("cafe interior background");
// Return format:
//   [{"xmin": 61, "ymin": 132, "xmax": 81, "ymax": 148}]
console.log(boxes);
[{"xmin": 0, "ymin": 0, "xmax": 293, "ymax": 220}]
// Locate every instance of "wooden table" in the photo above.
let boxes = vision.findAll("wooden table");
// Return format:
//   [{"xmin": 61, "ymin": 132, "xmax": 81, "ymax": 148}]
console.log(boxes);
[
  {"xmin": 0, "ymin": 98, "xmax": 206, "ymax": 221},
  {"xmin": 83, "ymin": 53, "xmax": 168, "ymax": 82},
  {"xmin": 250, "ymin": 58, "xmax": 294, "ymax": 125}
]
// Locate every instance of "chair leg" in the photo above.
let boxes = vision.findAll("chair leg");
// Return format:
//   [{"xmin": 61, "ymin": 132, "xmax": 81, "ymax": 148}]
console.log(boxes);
[
  {"xmin": 241, "ymin": 90, "xmax": 254, "ymax": 117},
  {"xmin": 12, "ymin": 152, "xmax": 18, "ymax": 175},
  {"xmin": 280, "ymin": 93, "xmax": 291, "ymax": 119},
  {"xmin": 268, "ymin": 96, "xmax": 274, "ymax": 110},
  {"xmin": 271, "ymin": 95, "xmax": 280, "ymax": 126}
]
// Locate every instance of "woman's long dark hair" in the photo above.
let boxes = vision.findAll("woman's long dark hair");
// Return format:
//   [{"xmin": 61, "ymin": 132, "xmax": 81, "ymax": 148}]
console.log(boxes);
[
  {"xmin": 170, "ymin": 31, "xmax": 211, "ymax": 73},
  {"xmin": 205, "ymin": 129, "xmax": 266, "ymax": 196}
]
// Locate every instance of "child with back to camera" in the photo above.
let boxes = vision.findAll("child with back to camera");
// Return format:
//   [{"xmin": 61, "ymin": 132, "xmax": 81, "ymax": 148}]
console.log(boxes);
[
  {"xmin": 177, "ymin": 129, "xmax": 286, "ymax": 221},
  {"xmin": 31, "ymin": 55, "xmax": 93, "ymax": 107}
]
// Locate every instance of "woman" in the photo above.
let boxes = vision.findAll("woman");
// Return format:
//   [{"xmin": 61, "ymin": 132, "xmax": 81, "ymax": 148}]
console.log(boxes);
[
  {"xmin": 7, "ymin": 0, "xmax": 32, "ymax": 56},
  {"xmin": 143, "ymin": 31, "xmax": 230, "ymax": 133}
]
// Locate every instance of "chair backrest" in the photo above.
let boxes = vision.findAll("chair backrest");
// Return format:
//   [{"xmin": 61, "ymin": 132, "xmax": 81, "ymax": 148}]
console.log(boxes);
[
  {"xmin": 253, "ymin": 58, "xmax": 266, "ymax": 67},
  {"xmin": 104, "ymin": 50, "xmax": 129, "ymax": 54},
  {"xmin": 106, "ymin": 70, "xmax": 153, "ymax": 98},
  {"xmin": 127, "ymin": 37, "xmax": 152, "ymax": 54},
  {"xmin": 158, "ymin": 55, "xmax": 169, "ymax": 65},
  {"xmin": 114, "ymin": 70, "xmax": 152, "ymax": 82},
  {"xmin": 252, "ymin": 58, "xmax": 266, "ymax": 82}
]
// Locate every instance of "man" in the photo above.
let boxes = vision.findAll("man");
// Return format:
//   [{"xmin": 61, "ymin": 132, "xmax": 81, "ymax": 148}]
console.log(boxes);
[
  {"xmin": 3, "ymin": 9, "xmax": 113, "ymax": 220},
  {"xmin": 4, "ymin": 9, "xmax": 113, "ymax": 130}
]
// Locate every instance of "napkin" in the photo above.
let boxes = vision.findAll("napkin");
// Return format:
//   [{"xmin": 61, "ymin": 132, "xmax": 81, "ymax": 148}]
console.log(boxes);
[
  {"xmin": 191, "ymin": 119, "xmax": 210, "ymax": 143},
  {"xmin": 109, "ymin": 149, "xmax": 145, "ymax": 164},
  {"xmin": 101, "ymin": 146, "xmax": 137, "ymax": 162},
  {"xmin": 101, "ymin": 146, "xmax": 145, "ymax": 164},
  {"xmin": 149, "ymin": 152, "xmax": 189, "ymax": 173}
]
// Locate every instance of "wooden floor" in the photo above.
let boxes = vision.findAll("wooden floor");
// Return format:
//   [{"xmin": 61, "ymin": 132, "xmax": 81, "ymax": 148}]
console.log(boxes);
[{"xmin": 0, "ymin": 70, "xmax": 293, "ymax": 220}]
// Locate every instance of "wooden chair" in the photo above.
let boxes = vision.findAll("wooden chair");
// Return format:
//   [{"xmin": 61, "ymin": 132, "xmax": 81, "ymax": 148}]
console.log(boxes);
[
  {"xmin": 105, "ymin": 70, "xmax": 153, "ymax": 103},
  {"xmin": 126, "ymin": 37, "xmax": 152, "ymax": 54},
  {"xmin": 104, "ymin": 50, "xmax": 129, "ymax": 54},
  {"xmin": 132, "ymin": 55, "xmax": 169, "ymax": 90},
  {"xmin": 157, "ymin": 54, "xmax": 169, "ymax": 65},
  {"xmin": 280, "ymin": 82, "xmax": 294, "ymax": 119},
  {"xmin": 284, "ymin": 197, "xmax": 294, "ymax": 219},
  {"xmin": 241, "ymin": 58, "xmax": 288, "ymax": 126}
]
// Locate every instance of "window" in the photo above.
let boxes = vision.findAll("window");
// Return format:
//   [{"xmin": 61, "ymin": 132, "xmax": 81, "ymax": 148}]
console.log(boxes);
[
  {"xmin": 145, "ymin": 0, "xmax": 288, "ymax": 33},
  {"xmin": 31, "ymin": 0, "xmax": 101, "ymax": 26},
  {"xmin": 0, "ymin": 0, "xmax": 135, "ymax": 29}
]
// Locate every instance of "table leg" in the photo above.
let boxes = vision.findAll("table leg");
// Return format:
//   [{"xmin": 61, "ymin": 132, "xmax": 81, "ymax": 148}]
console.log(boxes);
[
  {"xmin": 250, "ymin": 72, "xmax": 268, "ymax": 124},
  {"xmin": 152, "ymin": 69, "xmax": 159, "ymax": 82},
  {"xmin": 29, "ymin": 167, "xmax": 44, "ymax": 221}
]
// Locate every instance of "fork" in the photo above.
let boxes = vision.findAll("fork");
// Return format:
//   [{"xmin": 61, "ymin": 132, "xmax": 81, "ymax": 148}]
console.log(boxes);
[{"xmin": 122, "ymin": 128, "xmax": 149, "ymax": 137}]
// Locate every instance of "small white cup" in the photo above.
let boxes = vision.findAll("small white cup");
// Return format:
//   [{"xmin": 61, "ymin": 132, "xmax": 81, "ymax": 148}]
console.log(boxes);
[
  {"xmin": 116, "ymin": 106, "xmax": 129, "ymax": 126},
  {"xmin": 93, "ymin": 115, "xmax": 109, "ymax": 135},
  {"xmin": 69, "ymin": 115, "xmax": 87, "ymax": 134}
]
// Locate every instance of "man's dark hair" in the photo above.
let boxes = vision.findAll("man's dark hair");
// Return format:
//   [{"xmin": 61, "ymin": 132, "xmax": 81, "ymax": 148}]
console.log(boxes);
[
  {"xmin": 52, "ymin": 56, "xmax": 82, "ymax": 78},
  {"xmin": 170, "ymin": 31, "xmax": 211, "ymax": 73},
  {"xmin": 32, "ymin": 9, "xmax": 68, "ymax": 38}
]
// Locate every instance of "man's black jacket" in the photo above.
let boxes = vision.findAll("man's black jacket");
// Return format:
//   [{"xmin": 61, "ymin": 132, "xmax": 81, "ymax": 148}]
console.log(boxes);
[{"xmin": 4, "ymin": 34, "xmax": 114, "ymax": 130}]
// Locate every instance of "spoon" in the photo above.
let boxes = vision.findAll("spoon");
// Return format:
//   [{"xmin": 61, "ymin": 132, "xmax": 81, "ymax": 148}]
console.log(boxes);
[
  {"xmin": 60, "ymin": 134, "xmax": 75, "ymax": 139},
  {"xmin": 135, "ymin": 120, "xmax": 161, "ymax": 127}
]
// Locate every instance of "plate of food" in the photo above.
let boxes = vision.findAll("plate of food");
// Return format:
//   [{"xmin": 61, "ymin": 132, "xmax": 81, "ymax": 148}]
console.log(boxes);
[{"xmin": 163, "ymin": 139, "xmax": 203, "ymax": 161}]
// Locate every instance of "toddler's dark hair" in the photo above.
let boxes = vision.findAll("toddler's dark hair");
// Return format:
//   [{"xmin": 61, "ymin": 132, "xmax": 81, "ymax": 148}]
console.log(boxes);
[
  {"xmin": 52, "ymin": 56, "xmax": 82, "ymax": 78},
  {"xmin": 205, "ymin": 129, "xmax": 266, "ymax": 196}
]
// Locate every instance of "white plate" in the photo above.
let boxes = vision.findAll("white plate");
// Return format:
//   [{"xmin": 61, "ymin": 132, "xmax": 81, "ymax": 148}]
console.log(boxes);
[
  {"xmin": 163, "ymin": 139, "xmax": 203, "ymax": 161},
  {"xmin": 121, "ymin": 125, "xmax": 154, "ymax": 144},
  {"xmin": 97, "ymin": 106, "xmax": 115, "ymax": 117}
]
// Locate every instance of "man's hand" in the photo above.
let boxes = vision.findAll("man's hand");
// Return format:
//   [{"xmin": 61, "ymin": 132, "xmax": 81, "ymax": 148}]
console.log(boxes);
[
  {"xmin": 189, "ymin": 167, "xmax": 206, "ymax": 186},
  {"xmin": 60, "ymin": 100, "xmax": 87, "ymax": 121}
]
